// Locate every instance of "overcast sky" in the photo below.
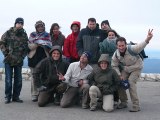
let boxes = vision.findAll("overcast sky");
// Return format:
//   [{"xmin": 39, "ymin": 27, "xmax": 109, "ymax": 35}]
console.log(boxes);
[{"xmin": 0, "ymin": 0, "xmax": 159, "ymax": 51}]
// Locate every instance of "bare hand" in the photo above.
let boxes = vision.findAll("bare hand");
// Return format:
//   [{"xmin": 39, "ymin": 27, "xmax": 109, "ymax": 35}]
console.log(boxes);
[
  {"xmin": 57, "ymin": 73, "xmax": 65, "ymax": 81},
  {"xmin": 146, "ymin": 29, "xmax": 153, "ymax": 43}
]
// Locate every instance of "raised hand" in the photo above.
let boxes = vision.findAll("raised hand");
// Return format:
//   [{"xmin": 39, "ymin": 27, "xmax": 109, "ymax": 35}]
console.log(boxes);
[{"xmin": 146, "ymin": 29, "xmax": 153, "ymax": 43}]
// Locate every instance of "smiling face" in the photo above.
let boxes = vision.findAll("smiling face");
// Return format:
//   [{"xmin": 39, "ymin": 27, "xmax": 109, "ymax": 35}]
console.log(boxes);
[
  {"xmin": 117, "ymin": 41, "xmax": 127, "ymax": 53},
  {"xmin": 108, "ymin": 31, "xmax": 116, "ymax": 39},
  {"xmin": 51, "ymin": 50, "xmax": 61, "ymax": 60},
  {"xmin": 99, "ymin": 61, "xmax": 108, "ymax": 70}
]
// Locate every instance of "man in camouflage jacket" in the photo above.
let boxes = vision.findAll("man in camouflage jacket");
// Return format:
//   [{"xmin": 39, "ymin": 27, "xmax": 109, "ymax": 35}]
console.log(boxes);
[{"xmin": 0, "ymin": 17, "xmax": 28, "ymax": 104}]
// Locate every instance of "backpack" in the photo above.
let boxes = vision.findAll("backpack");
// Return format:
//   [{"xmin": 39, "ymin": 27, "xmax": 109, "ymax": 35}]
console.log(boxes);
[{"xmin": 128, "ymin": 41, "xmax": 148, "ymax": 60}]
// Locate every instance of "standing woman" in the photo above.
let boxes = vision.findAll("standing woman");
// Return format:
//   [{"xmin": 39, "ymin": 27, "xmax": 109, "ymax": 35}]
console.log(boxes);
[
  {"xmin": 50, "ymin": 23, "xmax": 65, "ymax": 48},
  {"xmin": 63, "ymin": 21, "xmax": 81, "ymax": 63}
]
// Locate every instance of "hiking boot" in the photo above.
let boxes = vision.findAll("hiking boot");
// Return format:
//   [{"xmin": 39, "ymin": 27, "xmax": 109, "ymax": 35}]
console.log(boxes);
[
  {"xmin": 32, "ymin": 96, "xmax": 38, "ymax": 102},
  {"xmin": 129, "ymin": 106, "xmax": 141, "ymax": 112},
  {"xmin": 90, "ymin": 107, "xmax": 96, "ymax": 111},
  {"xmin": 5, "ymin": 98, "xmax": 11, "ymax": 104},
  {"xmin": 117, "ymin": 102, "xmax": 127, "ymax": 109},
  {"xmin": 12, "ymin": 98, "xmax": 23, "ymax": 103},
  {"xmin": 82, "ymin": 104, "xmax": 89, "ymax": 109}
]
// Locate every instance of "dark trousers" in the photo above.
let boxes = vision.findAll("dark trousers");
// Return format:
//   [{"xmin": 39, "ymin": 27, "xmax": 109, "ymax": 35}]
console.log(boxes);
[{"xmin": 5, "ymin": 63, "xmax": 22, "ymax": 100}]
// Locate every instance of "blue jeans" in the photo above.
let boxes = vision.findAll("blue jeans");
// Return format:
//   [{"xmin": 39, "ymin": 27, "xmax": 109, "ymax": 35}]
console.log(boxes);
[{"xmin": 5, "ymin": 63, "xmax": 22, "ymax": 100}]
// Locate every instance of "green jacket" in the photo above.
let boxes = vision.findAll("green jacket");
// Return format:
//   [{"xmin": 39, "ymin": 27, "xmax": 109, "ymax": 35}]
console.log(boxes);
[
  {"xmin": 0, "ymin": 27, "xmax": 28, "ymax": 66},
  {"xmin": 88, "ymin": 68, "xmax": 120, "ymax": 95}
]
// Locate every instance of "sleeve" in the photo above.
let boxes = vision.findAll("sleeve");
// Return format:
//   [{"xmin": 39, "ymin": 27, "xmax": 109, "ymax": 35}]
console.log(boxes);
[
  {"xmin": 76, "ymin": 30, "xmax": 84, "ymax": 56},
  {"xmin": 129, "ymin": 41, "xmax": 148, "ymax": 54},
  {"xmin": 111, "ymin": 51, "xmax": 121, "ymax": 76},
  {"xmin": 63, "ymin": 63, "xmax": 74, "ymax": 83},
  {"xmin": 63, "ymin": 36, "xmax": 71, "ymax": 58},
  {"xmin": 0, "ymin": 31, "xmax": 9, "ymax": 56},
  {"xmin": 33, "ymin": 60, "xmax": 46, "ymax": 88},
  {"xmin": 87, "ymin": 71, "xmax": 95, "ymax": 85}
]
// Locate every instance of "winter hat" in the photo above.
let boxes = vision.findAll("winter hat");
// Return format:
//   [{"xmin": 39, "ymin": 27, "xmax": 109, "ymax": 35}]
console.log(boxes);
[
  {"xmin": 15, "ymin": 17, "xmax": 24, "ymax": 25},
  {"xmin": 101, "ymin": 20, "xmax": 110, "ymax": 28},
  {"xmin": 120, "ymin": 80, "xmax": 130, "ymax": 90},
  {"xmin": 35, "ymin": 20, "xmax": 45, "ymax": 28},
  {"xmin": 82, "ymin": 51, "xmax": 92, "ymax": 61}
]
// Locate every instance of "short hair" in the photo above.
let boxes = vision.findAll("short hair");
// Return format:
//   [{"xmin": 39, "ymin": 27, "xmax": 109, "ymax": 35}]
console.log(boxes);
[
  {"xmin": 116, "ymin": 37, "xmax": 127, "ymax": 45},
  {"xmin": 88, "ymin": 18, "xmax": 96, "ymax": 23}
]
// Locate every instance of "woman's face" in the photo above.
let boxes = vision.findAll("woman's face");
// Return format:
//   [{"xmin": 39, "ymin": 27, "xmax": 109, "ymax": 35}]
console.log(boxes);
[
  {"xmin": 52, "ymin": 26, "xmax": 60, "ymax": 35},
  {"xmin": 108, "ymin": 32, "xmax": 116, "ymax": 39},
  {"xmin": 100, "ymin": 61, "xmax": 108, "ymax": 70}
]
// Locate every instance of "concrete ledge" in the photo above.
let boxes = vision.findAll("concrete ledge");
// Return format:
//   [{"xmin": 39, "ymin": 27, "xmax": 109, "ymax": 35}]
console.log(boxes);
[{"xmin": 0, "ymin": 68, "xmax": 160, "ymax": 82}]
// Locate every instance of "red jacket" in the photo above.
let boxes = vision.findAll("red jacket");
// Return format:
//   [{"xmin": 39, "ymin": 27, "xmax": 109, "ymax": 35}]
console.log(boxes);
[{"xmin": 63, "ymin": 21, "xmax": 80, "ymax": 60}]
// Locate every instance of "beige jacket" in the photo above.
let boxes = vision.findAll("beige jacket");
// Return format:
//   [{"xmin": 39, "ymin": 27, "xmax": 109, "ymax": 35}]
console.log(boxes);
[
  {"xmin": 111, "ymin": 41, "xmax": 148, "ymax": 76},
  {"xmin": 28, "ymin": 43, "xmax": 49, "ymax": 58}
]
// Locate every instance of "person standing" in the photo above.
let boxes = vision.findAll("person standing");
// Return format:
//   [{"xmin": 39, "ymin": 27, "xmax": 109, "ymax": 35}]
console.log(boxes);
[
  {"xmin": 0, "ymin": 17, "xmax": 28, "ymax": 104},
  {"xmin": 100, "ymin": 20, "xmax": 112, "ymax": 39},
  {"xmin": 111, "ymin": 29, "xmax": 153, "ymax": 112},
  {"xmin": 50, "ymin": 23, "xmax": 65, "ymax": 48},
  {"xmin": 76, "ymin": 18, "xmax": 105, "ymax": 69},
  {"xmin": 28, "ymin": 20, "xmax": 52, "ymax": 102},
  {"xmin": 63, "ymin": 21, "xmax": 81, "ymax": 63}
]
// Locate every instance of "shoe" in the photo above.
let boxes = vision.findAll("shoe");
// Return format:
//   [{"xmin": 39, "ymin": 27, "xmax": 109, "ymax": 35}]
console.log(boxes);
[
  {"xmin": 129, "ymin": 107, "xmax": 141, "ymax": 112},
  {"xmin": 32, "ymin": 96, "xmax": 38, "ymax": 102},
  {"xmin": 90, "ymin": 107, "xmax": 96, "ymax": 111},
  {"xmin": 12, "ymin": 98, "xmax": 23, "ymax": 103},
  {"xmin": 117, "ymin": 102, "xmax": 127, "ymax": 109},
  {"xmin": 5, "ymin": 99, "xmax": 11, "ymax": 104},
  {"xmin": 82, "ymin": 104, "xmax": 89, "ymax": 109}
]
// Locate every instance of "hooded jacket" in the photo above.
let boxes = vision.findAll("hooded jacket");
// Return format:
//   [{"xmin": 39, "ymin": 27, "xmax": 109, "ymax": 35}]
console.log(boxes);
[
  {"xmin": 63, "ymin": 21, "xmax": 81, "ymax": 61},
  {"xmin": 33, "ymin": 45, "xmax": 69, "ymax": 88},
  {"xmin": 87, "ymin": 54, "xmax": 120, "ymax": 95}
]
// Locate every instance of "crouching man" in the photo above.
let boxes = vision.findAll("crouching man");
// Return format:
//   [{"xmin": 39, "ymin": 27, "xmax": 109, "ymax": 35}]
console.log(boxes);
[
  {"xmin": 33, "ymin": 45, "xmax": 69, "ymax": 107},
  {"xmin": 58, "ymin": 51, "xmax": 93, "ymax": 108}
]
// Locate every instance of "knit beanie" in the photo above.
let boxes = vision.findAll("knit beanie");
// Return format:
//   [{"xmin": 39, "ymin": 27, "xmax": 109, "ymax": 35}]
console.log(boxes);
[
  {"xmin": 82, "ymin": 51, "xmax": 92, "ymax": 61},
  {"xmin": 101, "ymin": 20, "xmax": 110, "ymax": 27},
  {"xmin": 15, "ymin": 17, "xmax": 24, "ymax": 25}
]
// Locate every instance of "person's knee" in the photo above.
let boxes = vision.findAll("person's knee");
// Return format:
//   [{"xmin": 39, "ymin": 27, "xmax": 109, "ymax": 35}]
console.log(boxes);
[
  {"xmin": 103, "ymin": 107, "xmax": 114, "ymax": 112},
  {"xmin": 38, "ymin": 101, "xmax": 47, "ymax": 107},
  {"xmin": 60, "ymin": 101, "xmax": 70, "ymax": 108}
]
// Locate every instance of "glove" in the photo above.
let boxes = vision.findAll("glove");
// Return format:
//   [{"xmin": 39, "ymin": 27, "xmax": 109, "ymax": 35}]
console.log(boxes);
[{"xmin": 37, "ymin": 86, "xmax": 47, "ymax": 92}]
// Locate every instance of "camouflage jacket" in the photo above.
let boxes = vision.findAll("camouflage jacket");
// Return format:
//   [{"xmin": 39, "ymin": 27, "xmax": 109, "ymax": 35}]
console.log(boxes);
[{"xmin": 0, "ymin": 27, "xmax": 29, "ymax": 66}]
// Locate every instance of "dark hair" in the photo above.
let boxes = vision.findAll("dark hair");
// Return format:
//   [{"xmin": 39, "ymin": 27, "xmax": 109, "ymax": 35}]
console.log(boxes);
[
  {"xmin": 116, "ymin": 37, "xmax": 127, "ymax": 45},
  {"xmin": 101, "ymin": 20, "xmax": 111, "ymax": 29},
  {"xmin": 50, "ymin": 23, "xmax": 60, "ymax": 35},
  {"xmin": 88, "ymin": 18, "xmax": 96, "ymax": 23},
  {"xmin": 107, "ymin": 29, "xmax": 120, "ymax": 38}
]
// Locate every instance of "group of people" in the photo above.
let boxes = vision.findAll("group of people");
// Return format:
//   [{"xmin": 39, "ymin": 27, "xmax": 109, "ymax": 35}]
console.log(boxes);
[{"xmin": 0, "ymin": 17, "xmax": 153, "ymax": 112}]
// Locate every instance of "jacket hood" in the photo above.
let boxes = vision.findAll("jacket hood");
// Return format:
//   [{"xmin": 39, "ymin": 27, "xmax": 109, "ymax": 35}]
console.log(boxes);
[
  {"xmin": 70, "ymin": 21, "xmax": 81, "ymax": 30},
  {"xmin": 49, "ymin": 45, "xmax": 62, "ymax": 55},
  {"xmin": 98, "ymin": 54, "xmax": 110, "ymax": 64}
]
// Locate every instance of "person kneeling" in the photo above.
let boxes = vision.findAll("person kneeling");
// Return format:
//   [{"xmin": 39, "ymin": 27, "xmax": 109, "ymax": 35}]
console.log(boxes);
[{"xmin": 87, "ymin": 54, "xmax": 120, "ymax": 112}]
